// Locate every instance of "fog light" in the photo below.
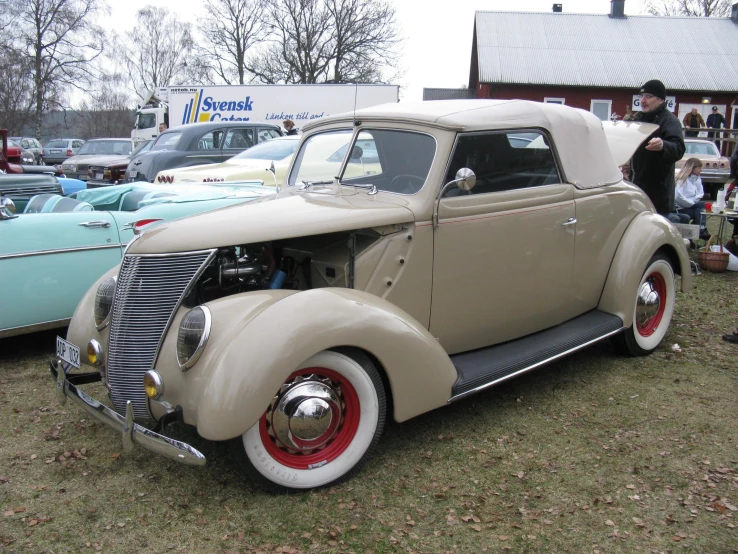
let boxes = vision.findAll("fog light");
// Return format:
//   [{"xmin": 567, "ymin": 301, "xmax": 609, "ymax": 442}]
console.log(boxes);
[
  {"xmin": 144, "ymin": 370, "xmax": 164, "ymax": 400},
  {"xmin": 176, "ymin": 306, "xmax": 211, "ymax": 371},
  {"xmin": 87, "ymin": 340, "xmax": 103, "ymax": 366}
]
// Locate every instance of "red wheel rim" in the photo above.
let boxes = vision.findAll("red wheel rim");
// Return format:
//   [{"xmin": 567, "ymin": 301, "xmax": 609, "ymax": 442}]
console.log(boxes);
[
  {"xmin": 259, "ymin": 367, "xmax": 361, "ymax": 469},
  {"xmin": 636, "ymin": 271, "xmax": 667, "ymax": 337}
]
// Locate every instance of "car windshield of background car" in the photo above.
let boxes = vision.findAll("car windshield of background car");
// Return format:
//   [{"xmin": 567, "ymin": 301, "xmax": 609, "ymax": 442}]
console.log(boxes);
[
  {"xmin": 45, "ymin": 140, "xmax": 68, "ymax": 149},
  {"xmin": 232, "ymin": 139, "xmax": 298, "ymax": 162},
  {"xmin": 131, "ymin": 140, "xmax": 153, "ymax": 157},
  {"xmin": 151, "ymin": 132, "xmax": 182, "ymax": 151},
  {"xmin": 289, "ymin": 129, "xmax": 435, "ymax": 195},
  {"xmin": 77, "ymin": 140, "xmax": 132, "ymax": 156},
  {"xmin": 686, "ymin": 142, "xmax": 718, "ymax": 156}
]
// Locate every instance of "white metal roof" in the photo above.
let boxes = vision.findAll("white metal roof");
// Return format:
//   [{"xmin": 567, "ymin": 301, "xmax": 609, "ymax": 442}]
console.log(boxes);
[{"xmin": 474, "ymin": 11, "xmax": 738, "ymax": 92}]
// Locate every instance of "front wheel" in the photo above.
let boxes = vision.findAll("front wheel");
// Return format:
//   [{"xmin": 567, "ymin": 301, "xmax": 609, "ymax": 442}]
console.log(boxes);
[
  {"xmin": 613, "ymin": 254, "xmax": 675, "ymax": 356},
  {"xmin": 232, "ymin": 348, "xmax": 386, "ymax": 492}
]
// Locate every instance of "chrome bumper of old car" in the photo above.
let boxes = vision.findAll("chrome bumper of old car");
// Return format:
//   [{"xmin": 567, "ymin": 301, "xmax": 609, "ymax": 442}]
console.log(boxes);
[{"xmin": 49, "ymin": 359, "xmax": 206, "ymax": 466}]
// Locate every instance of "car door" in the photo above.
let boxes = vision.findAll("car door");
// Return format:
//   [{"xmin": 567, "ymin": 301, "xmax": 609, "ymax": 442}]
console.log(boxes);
[
  {"xmin": 221, "ymin": 127, "xmax": 256, "ymax": 160},
  {"xmin": 429, "ymin": 130, "xmax": 578, "ymax": 355},
  {"xmin": 186, "ymin": 129, "xmax": 226, "ymax": 164},
  {"xmin": 0, "ymin": 212, "xmax": 124, "ymax": 334}
]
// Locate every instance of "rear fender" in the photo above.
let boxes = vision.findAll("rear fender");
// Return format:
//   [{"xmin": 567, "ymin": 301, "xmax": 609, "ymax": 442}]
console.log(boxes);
[
  {"xmin": 598, "ymin": 212, "xmax": 691, "ymax": 327},
  {"xmin": 189, "ymin": 288, "xmax": 457, "ymax": 441}
]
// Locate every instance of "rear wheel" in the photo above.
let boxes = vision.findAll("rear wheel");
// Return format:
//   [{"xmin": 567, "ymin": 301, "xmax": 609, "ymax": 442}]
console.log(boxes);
[
  {"xmin": 613, "ymin": 254, "xmax": 675, "ymax": 356},
  {"xmin": 232, "ymin": 348, "xmax": 386, "ymax": 492}
]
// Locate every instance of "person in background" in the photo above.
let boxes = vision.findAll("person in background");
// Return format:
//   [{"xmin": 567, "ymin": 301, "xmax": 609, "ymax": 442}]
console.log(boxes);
[
  {"xmin": 706, "ymin": 106, "xmax": 726, "ymax": 146},
  {"xmin": 158, "ymin": 122, "xmax": 168, "ymax": 133},
  {"xmin": 631, "ymin": 79, "xmax": 686, "ymax": 217},
  {"xmin": 682, "ymin": 107, "xmax": 705, "ymax": 137},
  {"xmin": 673, "ymin": 157, "xmax": 709, "ymax": 240},
  {"xmin": 283, "ymin": 119, "xmax": 298, "ymax": 136}
]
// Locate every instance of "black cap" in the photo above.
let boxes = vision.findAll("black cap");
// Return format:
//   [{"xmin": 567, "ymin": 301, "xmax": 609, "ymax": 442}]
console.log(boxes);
[
  {"xmin": 639, "ymin": 79, "xmax": 666, "ymax": 100},
  {"xmin": 712, "ymin": 106, "xmax": 718, "ymax": 111}
]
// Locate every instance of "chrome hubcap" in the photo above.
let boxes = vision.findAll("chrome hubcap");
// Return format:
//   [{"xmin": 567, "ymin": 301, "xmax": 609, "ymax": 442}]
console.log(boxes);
[
  {"xmin": 636, "ymin": 280, "xmax": 661, "ymax": 328},
  {"xmin": 267, "ymin": 375, "xmax": 343, "ymax": 453}
]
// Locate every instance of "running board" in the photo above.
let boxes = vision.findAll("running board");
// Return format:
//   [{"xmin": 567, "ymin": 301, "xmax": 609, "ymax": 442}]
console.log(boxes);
[{"xmin": 449, "ymin": 310, "xmax": 623, "ymax": 401}]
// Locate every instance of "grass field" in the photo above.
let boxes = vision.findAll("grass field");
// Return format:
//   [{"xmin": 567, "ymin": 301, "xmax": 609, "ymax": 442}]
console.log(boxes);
[{"xmin": 1, "ymin": 267, "xmax": 737, "ymax": 553}]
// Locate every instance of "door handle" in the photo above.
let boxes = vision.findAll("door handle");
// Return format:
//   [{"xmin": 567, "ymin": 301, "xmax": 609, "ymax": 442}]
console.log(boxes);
[
  {"xmin": 79, "ymin": 221, "xmax": 111, "ymax": 229},
  {"xmin": 561, "ymin": 217, "xmax": 577, "ymax": 226}
]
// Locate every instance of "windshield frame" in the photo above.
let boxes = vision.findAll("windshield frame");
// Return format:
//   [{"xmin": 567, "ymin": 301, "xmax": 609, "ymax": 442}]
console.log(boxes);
[{"xmin": 288, "ymin": 126, "xmax": 438, "ymax": 196}]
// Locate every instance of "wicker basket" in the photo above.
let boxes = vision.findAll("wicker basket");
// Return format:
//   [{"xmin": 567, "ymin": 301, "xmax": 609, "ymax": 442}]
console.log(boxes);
[{"xmin": 698, "ymin": 235, "xmax": 729, "ymax": 273}]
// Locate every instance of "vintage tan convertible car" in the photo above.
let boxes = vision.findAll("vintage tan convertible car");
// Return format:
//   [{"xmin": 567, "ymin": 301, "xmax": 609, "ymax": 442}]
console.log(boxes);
[{"xmin": 51, "ymin": 100, "xmax": 691, "ymax": 492}]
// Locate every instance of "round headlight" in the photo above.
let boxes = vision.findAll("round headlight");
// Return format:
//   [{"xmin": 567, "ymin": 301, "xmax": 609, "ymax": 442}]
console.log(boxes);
[
  {"xmin": 177, "ymin": 306, "xmax": 211, "ymax": 371},
  {"xmin": 94, "ymin": 276, "xmax": 117, "ymax": 330}
]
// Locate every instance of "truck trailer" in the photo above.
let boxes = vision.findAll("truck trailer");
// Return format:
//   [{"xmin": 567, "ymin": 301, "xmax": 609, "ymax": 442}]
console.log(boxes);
[{"xmin": 132, "ymin": 84, "xmax": 399, "ymax": 144}]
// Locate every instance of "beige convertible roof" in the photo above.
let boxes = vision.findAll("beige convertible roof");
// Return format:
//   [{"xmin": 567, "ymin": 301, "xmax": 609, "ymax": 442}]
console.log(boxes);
[{"xmin": 307, "ymin": 99, "xmax": 634, "ymax": 189}]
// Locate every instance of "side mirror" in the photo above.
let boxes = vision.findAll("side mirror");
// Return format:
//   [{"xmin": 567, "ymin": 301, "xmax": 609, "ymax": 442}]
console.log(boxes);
[
  {"xmin": 350, "ymin": 145, "xmax": 364, "ymax": 161},
  {"xmin": 0, "ymin": 196, "xmax": 18, "ymax": 220},
  {"xmin": 433, "ymin": 168, "xmax": 477, "ymax": 228}
]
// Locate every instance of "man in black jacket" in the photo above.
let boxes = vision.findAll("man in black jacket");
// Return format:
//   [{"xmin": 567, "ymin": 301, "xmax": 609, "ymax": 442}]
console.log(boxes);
[
  {"xmin": 632, "ymin": 80, "xmax": 686, "ymax": 217},
  {"xmin": 706, "ymin": 106, "xmax": 726, "ymax": 146}
]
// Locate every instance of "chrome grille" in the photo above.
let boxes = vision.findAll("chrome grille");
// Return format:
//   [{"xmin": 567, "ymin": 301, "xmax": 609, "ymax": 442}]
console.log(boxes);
[
  {"xmin": 107, "ymin": 250, "xmax": 216, "ymax": 419},
  {"xmin": 4, "ymin": 184, "xmax": 62, "ymax": 198}
]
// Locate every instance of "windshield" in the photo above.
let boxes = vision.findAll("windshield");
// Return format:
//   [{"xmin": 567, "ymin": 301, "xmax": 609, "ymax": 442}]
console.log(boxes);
[
  {"xmin": 685, "ymin": 141, "xmax": 718, "ymax": 156},
  {"xmin": 136, "ymin": 112, "xmax": 157, "ymax": 130},
  {"xmin": 151, "ymin": 132, "xmax": 182, "ymax": 151},
  {"xmin": 77, "ymin": 140, "xmax": 132, "ymax": 156},
  {"xmin": 46, "ymin": 140, "xmax": 68, "ymax": 149},
  {"xmin": 289, "ymin": 129, "xmax": 436, "ymax": 195},
  {"xmin": 232, "ymin": 138, "xmax": 298, "ymax": 161}
]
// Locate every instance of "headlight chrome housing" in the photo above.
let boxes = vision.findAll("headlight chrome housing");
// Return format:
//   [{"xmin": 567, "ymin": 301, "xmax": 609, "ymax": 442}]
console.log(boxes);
[
  {"xmin": 93, "ymin": 276, "xmax": 117, "ymax": 330},
  {"xmin": 177, "ymin": 306, "xmax": 211, "ymax": 371}
]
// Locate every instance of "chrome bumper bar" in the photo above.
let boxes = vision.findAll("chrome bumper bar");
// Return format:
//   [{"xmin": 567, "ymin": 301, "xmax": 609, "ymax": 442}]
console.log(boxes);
[{"xmin": 50, "ymin": 359, "xmax": 206, "ymax": 467}]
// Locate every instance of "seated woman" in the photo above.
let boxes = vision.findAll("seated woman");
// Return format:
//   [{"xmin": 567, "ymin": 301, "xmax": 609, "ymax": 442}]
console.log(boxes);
[{"xmin": 674, "ymin": 157, "xmax": 709, "ymax": 240}]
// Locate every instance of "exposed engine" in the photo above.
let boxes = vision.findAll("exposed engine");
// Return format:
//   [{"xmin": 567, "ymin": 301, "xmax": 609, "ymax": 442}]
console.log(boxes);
[{"xmin": 183, "ymin": 230, "xmax": 380, "ymax": 307}]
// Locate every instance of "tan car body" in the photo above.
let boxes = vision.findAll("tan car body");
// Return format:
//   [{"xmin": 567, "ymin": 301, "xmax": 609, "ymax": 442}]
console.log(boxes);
[{"xmin": 62, "ymin": 100, "xmax": 691, "ymax": 473}]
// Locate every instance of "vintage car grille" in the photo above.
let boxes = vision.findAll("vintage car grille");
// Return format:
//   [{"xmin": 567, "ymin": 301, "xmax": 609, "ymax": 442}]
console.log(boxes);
[
  {"xmin": 3, "ymin": 184, "xmax": 62, "ymax": 198},
  {"xmin": 107, "ymin": 250, "xmax": 216, "ymax": 419}
]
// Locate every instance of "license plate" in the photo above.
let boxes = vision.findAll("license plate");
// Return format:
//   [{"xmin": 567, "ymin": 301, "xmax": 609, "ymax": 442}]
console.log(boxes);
[
  {"xmin": 128, "ymin": 171, "xmax": 137, "ymax": 178},
  {"xmin": 51, "ymin": 149, "xmax": 62, "ymax": 154},
  {"xmin": 95, "ymin": 172, "xmax": 104, "ymax": 180},
  {"xmin": 56, "ymin": 336, "xmax": 80, "ymax": 368}
]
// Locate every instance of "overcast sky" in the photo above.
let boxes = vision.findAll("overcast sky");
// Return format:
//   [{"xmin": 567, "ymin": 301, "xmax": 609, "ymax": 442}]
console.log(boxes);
[{"xmin": 106, "ymin": 0, "xmax": 650, "ymax": 101}]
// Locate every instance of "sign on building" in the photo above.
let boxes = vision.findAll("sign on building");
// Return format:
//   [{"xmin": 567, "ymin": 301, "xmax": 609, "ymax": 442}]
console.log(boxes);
[{"xmin": 633, "ymin": 95, "xmax": 676, "ymax": 112}]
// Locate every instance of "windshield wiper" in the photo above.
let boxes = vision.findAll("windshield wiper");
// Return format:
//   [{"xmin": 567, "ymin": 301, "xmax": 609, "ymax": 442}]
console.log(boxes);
[{"xmin": 338, "ymin": 182, "xmax": 378, "ymax": 195}]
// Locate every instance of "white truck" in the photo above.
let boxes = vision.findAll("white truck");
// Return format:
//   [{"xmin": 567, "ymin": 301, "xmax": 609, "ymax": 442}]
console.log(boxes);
[{"xmin": 131, "ymin": 84, "xmax": 400, "ymax": 144}]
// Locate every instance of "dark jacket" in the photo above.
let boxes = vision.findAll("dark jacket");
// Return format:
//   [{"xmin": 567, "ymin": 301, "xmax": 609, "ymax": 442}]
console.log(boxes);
[
  {"xmin": 285, "ymin": 128, "xmax": 299, "ymax": 136},
  {"xmin": 706, "ymin": 113, "xmax": 725, "ymax": 129},
  {"xmin": 632, "ymin": 104, "xmax": 686, "ymax": 215}
]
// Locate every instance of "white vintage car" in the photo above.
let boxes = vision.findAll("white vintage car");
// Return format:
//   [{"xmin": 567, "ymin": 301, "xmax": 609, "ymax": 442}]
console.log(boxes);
[{"xmin": 52, "ymin": 100, "xmax": 691, "ymax": 492}]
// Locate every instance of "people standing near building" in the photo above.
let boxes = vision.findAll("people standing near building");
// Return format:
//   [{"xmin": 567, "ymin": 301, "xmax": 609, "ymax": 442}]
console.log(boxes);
[
  {"xmin": 682, "ymin": 107, "xmax": 705, "ymax": 137},
  {"xmin": 706, "ymin": 106, "xmax": 726, "ymax": 146},
  {"xmin": 631, "ymin": 80, "xmax": 686, "ymax": 217},
  {"xmin": 674, "ymin": 158, "xmax": 709, "ymax": 239},
  {"xmin": 283, "ymin": 119, "xmax": 299, "ymax": 136}
]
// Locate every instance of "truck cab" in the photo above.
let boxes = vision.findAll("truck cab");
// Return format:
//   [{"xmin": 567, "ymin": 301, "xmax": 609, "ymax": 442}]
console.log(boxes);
[{"xmin": 132, "ymin": 90, "xmax": 169, "ymax": 145}]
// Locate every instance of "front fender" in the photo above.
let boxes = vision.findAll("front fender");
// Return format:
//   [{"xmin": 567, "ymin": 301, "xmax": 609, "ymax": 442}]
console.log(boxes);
[
  {"xmin": 66, "ymin": 264, "xmax": 121, "ymax": 366},
  {"xmin": 598, "ymin": 212, "xmax": 692, "ymax": 327},
  {"xmin": 188, "ymin": 288, "xmax": 457, "ymax": 441}
]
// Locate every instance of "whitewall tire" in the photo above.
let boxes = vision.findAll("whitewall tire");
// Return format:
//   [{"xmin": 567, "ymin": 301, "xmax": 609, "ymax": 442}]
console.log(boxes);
[{"xmin": 232, "ymin": 348, "xmax": 386, "ymax": 492}]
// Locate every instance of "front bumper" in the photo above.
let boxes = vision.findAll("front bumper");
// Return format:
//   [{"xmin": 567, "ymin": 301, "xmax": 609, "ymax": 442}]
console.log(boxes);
[{"xmin": 50, "ymin": 359, "xmax": 206, "ymax": 466}]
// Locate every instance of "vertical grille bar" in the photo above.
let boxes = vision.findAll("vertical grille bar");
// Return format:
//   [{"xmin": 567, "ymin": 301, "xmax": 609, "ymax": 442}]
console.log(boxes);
[{"xmin": 107, "ymin": 250, "xmax": 215, "ymax": 419}]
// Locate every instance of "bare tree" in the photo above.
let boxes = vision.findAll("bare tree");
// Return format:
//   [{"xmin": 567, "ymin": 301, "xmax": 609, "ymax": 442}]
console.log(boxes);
[
  {"xmin": 76, "ymin": 71, "xmax": 134, "ymax": 137},
  {"xmin": 644, "ymin": 0, "xmax": 732, "ymax": 16},
  {"xmin": 121, "ymin": 6, "xmax": 198, "ymax": 100},
  {"xmin": 325, "ymin": 0, "xmax": 400, "ymax": 83},
  {"xmin": 198, "ymin": 0, "xmax": 268, "ymax": 85},
  {"xmin": 248, "ymin": 0, "xmax": 334, "ymax": 84},
  {"xmin": 0, "ymin": 42, "xmax": 35, "ymax": 134},
  {"xmin": 7, "ymin": 0, "xmax": 107, "ymax": 139}
]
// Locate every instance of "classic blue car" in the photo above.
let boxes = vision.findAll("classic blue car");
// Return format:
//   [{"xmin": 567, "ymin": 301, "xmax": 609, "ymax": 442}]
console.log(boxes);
[{"xmin": 0, "ymin": 181, "xmax": 274, "ymax": 338}]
